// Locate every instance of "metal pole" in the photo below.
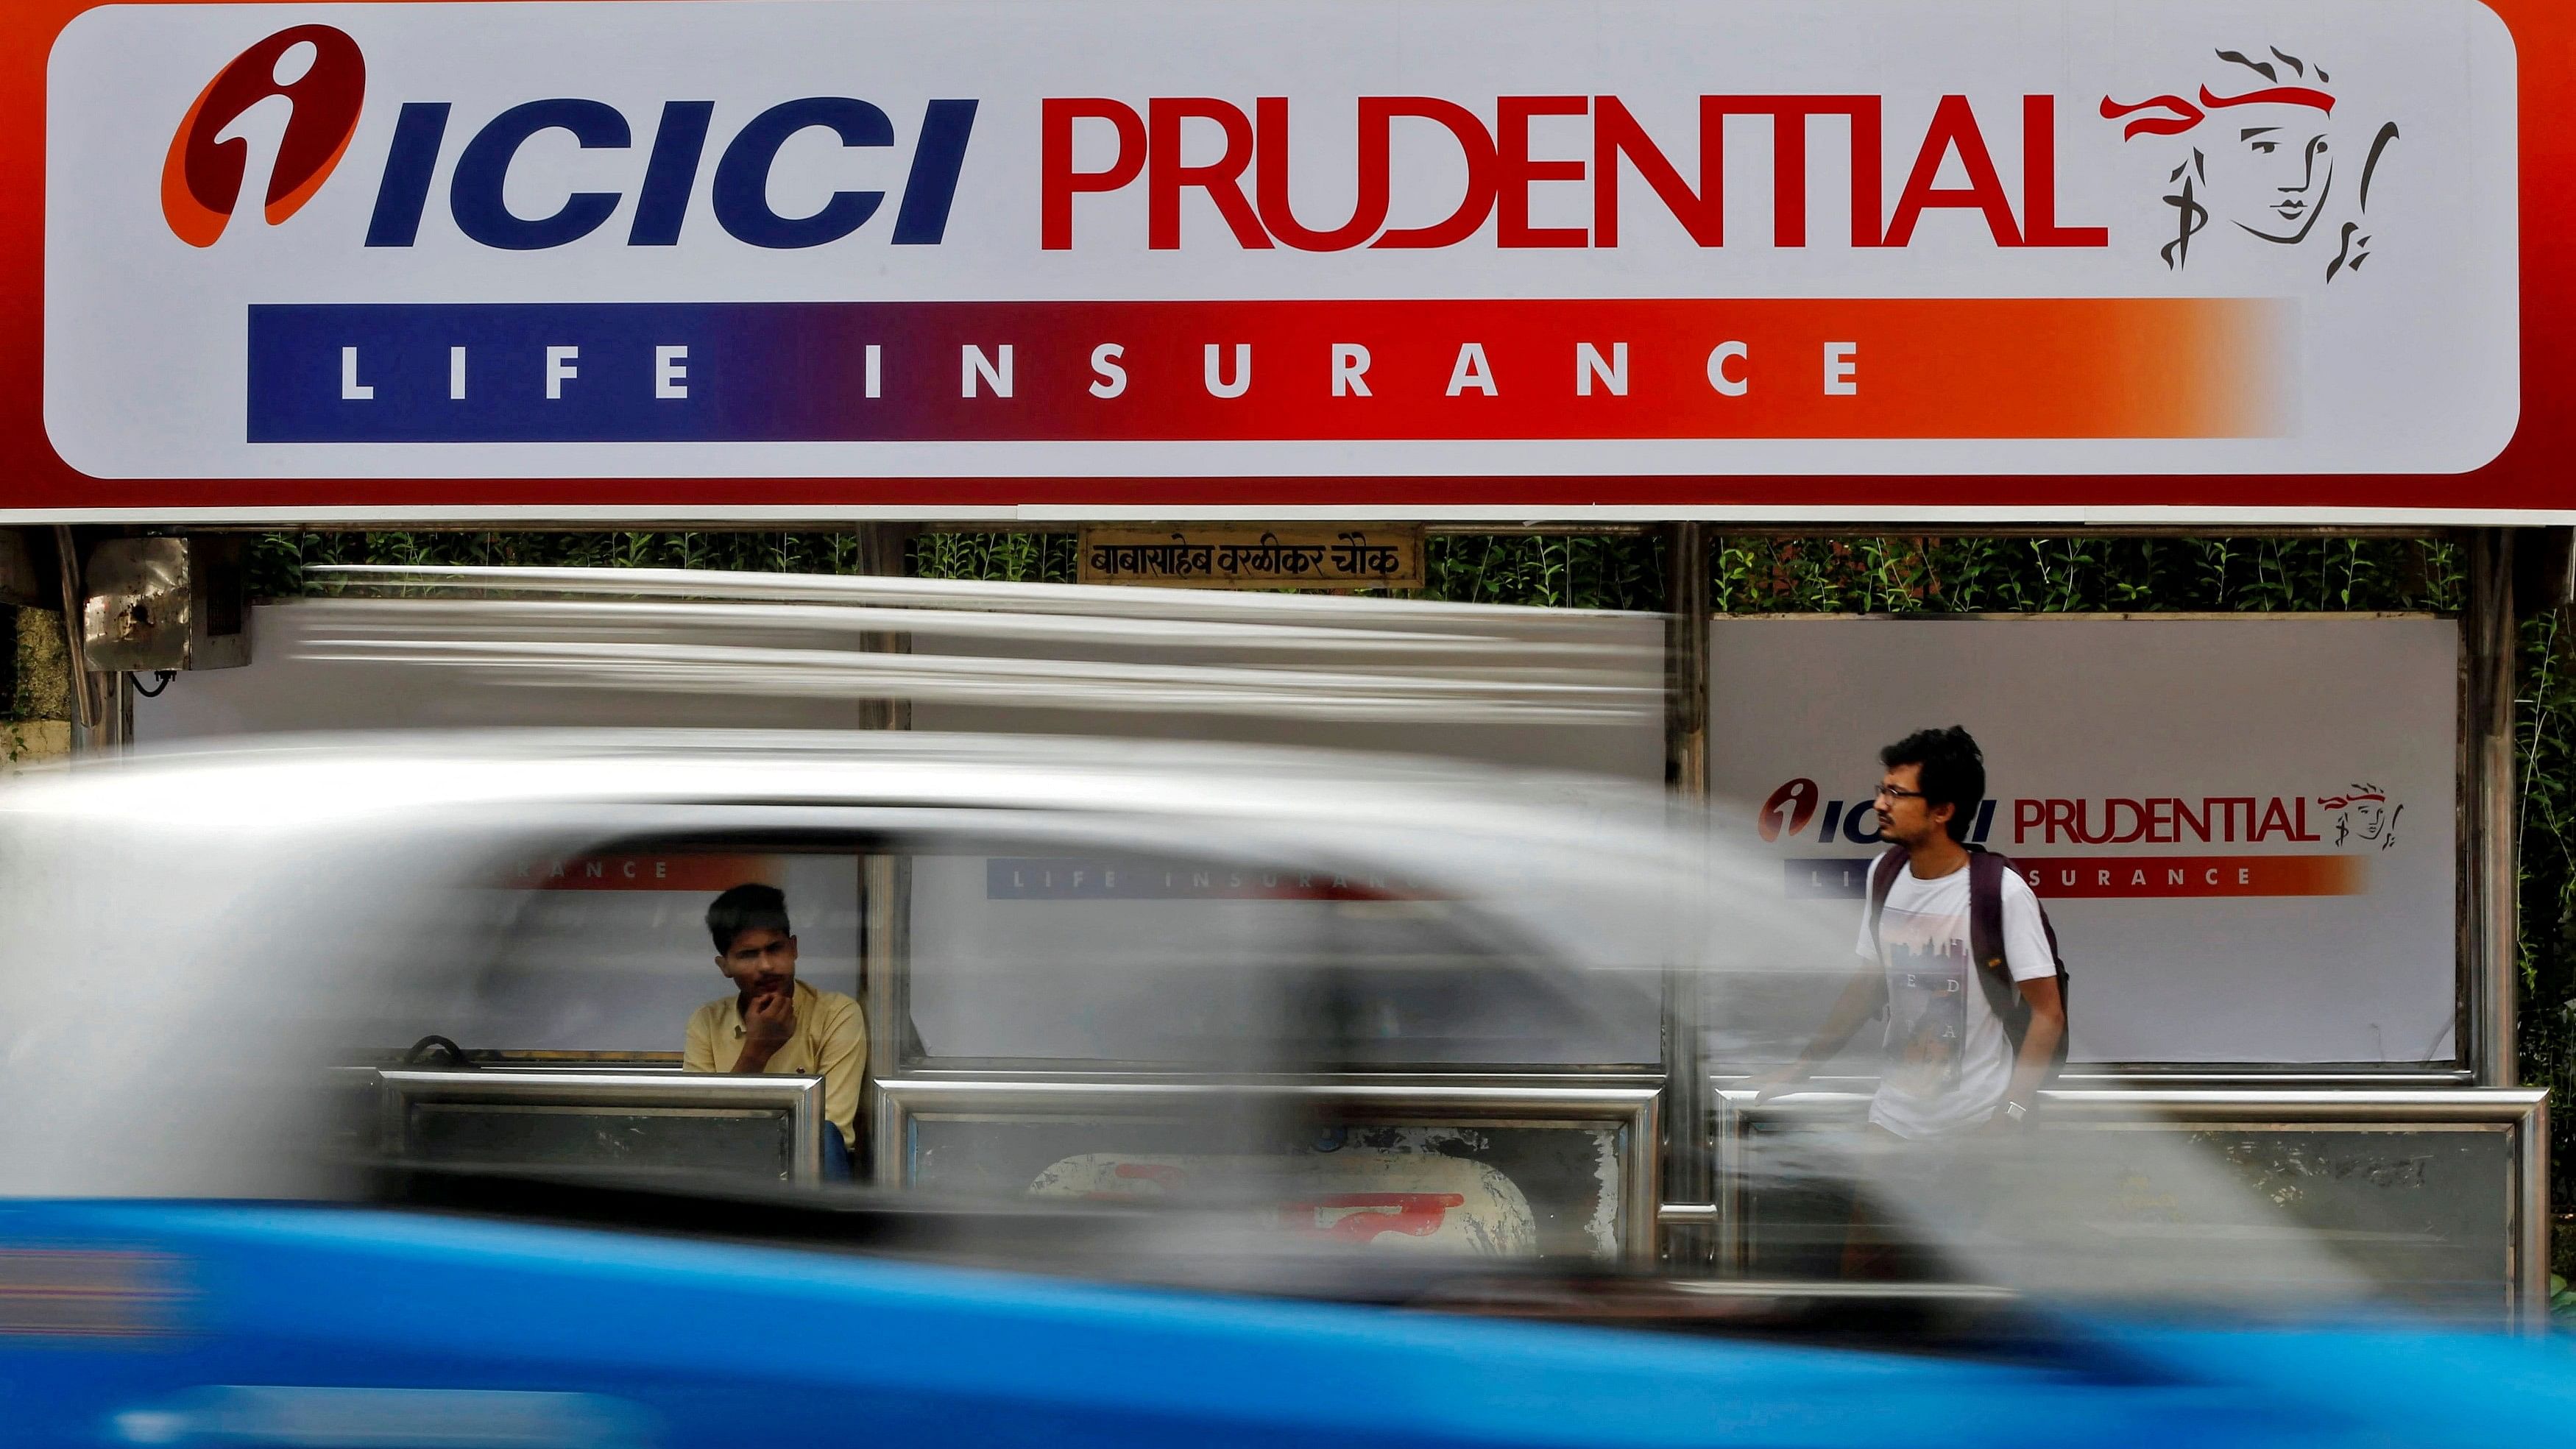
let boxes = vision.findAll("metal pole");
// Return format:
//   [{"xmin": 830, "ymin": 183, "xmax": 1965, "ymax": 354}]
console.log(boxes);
[
  {"xmin": 855, "ymin": 522, "xmax": 913, "ymax": 1185},
  {"xmin": 854, "ymin": 522, "xmax": 913, "ymax": 735},
  {"xmin": 1666, "ymin": 525, "xmax": 1710, "ymax": 801},
  {"xmin": 2465, "ymin": 530, "xmax": 2517, "ymax": 1086},
  {"xmin": 104, "ymin": 670, "xmax": 132, "ymax": 751},
  {"xmin": 1660, "ymin": 522, "xmax": 1714, "ymax": 1266},
  {"xmin": 49, "ymin": 526, "xmax": 102, "ymax": 743}
]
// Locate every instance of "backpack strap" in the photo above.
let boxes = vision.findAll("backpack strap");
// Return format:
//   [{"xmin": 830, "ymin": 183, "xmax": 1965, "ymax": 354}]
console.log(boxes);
[
  {"xmin": 1864, "ymin": 846, "xmax": 1909, "ymax": 949},
  {"xmin": 1964, "ymin": 851, "xmax": 2033, "ymax": 1051},
  {"xmin": 1966, "ymin": 850, "xmax": 2009, "ymax": 977},
  {"xmin": 1966, "ymin": 851, "xmax": 2071, "ymax": 1068}
]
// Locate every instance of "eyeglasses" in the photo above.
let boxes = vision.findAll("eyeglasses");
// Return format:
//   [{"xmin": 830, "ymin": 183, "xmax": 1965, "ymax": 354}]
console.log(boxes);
[{"xmin": 1873, "ymin": 784, "xmax": 1928, "ymax": 801}]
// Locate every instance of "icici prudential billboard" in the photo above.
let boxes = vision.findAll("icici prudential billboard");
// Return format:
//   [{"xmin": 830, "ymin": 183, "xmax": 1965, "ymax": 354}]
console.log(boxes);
[
  {"xmin": 1708, "ymin": 617, "xmax": 2460, "ymax": 1066},
  {"xmin": 16, "ymin": 1, "xmax": 2557, "ymax": 520}
]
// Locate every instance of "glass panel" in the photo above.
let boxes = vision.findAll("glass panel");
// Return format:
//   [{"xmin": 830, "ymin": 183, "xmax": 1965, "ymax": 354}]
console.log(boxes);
[
  {"xmin": 905, "ymin": 846, "xmax": 1659, "ymax": 1067},
  {"xmin": 401, "ymin": 1102, "xmax": 798, "ymax": 1182},
  {"xmin": 386, "ymin": 847, "xmax": 862, "ymax": 1057},
  {"xmin": 910, "ymin": 1113, "xmax": 1629, "ymax": 1263}
]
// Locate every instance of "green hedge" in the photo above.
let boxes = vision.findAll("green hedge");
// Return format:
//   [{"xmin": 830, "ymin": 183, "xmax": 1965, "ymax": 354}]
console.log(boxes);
[
  {"xmin": 247, "ymin": 528, "xmax": 1675, "ymax": 610},
  {"xmin": 244, "ymin": 527, "xmax": 2466, "ymax": 614}
]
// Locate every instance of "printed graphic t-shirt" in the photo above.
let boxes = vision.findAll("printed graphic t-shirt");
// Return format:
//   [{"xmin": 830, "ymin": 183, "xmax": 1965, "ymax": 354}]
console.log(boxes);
[{"xmin": 1854, "ymin": 860, "xmax": 2056, "ymax": 1139}]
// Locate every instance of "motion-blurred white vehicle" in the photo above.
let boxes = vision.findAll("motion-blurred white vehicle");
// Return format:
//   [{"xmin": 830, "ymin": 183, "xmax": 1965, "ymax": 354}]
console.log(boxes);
[{"xmin": 0, "ymin": 571, "xmax": 2564, "ymax": 1447}]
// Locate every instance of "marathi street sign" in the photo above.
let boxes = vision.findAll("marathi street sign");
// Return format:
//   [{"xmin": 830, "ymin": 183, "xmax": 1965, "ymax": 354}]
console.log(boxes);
[
  {"xmin": 1078, "ymin": 525, "xmax": 1423, "ymax": 589},
  {"xmin": 10, "ymin": 0, "xmax": 2567, "ymax": 520}
]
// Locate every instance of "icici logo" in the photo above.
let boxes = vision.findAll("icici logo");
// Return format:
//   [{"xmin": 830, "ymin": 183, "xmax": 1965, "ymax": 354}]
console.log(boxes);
[
  {"xmin": 1757, "ymin": 778, "xmax": 1820, "ymax": 843},
  {"xmin": 160, "ymin": 25, "xmax": 366, "ymax": 247}
]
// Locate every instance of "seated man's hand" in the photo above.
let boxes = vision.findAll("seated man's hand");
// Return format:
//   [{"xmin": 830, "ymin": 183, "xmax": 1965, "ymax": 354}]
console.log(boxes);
[{"xmin": 740, "ymin": 988, "xmax": 796, "ymax": 1063}]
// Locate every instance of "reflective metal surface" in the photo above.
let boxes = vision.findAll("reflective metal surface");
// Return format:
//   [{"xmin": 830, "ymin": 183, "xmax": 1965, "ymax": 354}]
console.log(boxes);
[{"xmin": 293, "ymin": 565, "xmax": 1662, "ymax": 723}]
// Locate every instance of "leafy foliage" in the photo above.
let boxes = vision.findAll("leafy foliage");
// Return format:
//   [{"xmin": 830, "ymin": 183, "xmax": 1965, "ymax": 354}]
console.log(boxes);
[
  {"xmin": 1708, "ymin": 534, "xmax": 2461, "ymax": 616},
  {"xmin": 250, "ymin": 528, "xmax": 1674, "ymax": 610},
  {"xmin": 249, "ymin": 529, "xmax": 885, "ymax": 595},
  {"xmin": 1417, "ymin": 534, "xmax": 1666, "ymax": 610},
  {"xmin": 910, "ymin": 531, "xmax": 1078, "ymax": 584},
  {"xmin": 2516, "ymin": 606, "xmax": 2576, "ymax": 1267}
]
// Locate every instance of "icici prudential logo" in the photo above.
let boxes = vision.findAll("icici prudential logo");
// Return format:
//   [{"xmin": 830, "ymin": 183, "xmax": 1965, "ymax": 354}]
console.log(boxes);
[
  {"xmin": 160, "ymin": 25, "xmax": 366, "ymax": 248},
  {"xmin": 2101, "ymin": 46, "xmax": 2400, "ymax": 283}
]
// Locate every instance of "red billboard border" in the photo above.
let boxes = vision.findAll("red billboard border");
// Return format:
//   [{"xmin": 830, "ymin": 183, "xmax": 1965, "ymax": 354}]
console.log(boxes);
[{"xmin": 10, "ymin": 0, "xmax": 2566, "ymax": 523}]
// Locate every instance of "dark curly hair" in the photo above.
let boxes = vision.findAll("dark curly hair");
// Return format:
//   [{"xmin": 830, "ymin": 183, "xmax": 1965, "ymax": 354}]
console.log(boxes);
[{"xmin": 1880, "ymin": 726, "xmax": 1986, "ymax": 843}]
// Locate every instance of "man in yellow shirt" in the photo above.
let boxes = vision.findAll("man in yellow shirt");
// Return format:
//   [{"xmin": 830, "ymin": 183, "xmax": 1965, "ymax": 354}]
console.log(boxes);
[{"xmin": 683, "ymin": 883, "xmax": 866, "ymax": 1180}]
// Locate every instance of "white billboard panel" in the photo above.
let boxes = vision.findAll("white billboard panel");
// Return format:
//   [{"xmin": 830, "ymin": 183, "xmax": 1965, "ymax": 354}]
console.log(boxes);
[
  {"xmin": 1708, "ymin": 616, "xmax": 2460, "ymax": 1065},
  {"xmin": 43, "ymin": 0, "xmax": 2519, "ymax": 492}
]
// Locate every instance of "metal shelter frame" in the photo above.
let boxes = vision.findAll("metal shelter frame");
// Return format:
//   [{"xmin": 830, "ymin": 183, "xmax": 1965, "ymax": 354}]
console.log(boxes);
[
  {"xmin": 1641, "ymin": 525, "xmax": 2533, "ymax": 1294},
  {"xmin": 35, "ymin": 517, "xmax": 2552, "ymax": 1314}
]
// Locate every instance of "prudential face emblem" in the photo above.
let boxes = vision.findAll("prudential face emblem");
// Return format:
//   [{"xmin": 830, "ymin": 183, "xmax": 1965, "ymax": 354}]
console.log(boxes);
[
  {"xmin": 160, "ymin": 24, "xmax": 366, "ymax": 248},
  {"xmin": 2101, "ymin": 46, "xmax": 2401, "ymax": 283}
]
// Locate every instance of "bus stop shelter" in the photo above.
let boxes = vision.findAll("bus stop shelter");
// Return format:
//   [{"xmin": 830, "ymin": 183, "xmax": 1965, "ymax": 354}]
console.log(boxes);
[{"xmin": 0, "ymin": 0, "xmax": 2564, "ymax": 1314}]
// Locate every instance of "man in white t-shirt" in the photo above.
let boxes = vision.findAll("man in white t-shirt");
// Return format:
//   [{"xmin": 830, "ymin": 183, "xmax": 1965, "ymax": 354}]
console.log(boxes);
[{"xmin": 1755, "ymin": 726, "xmax": 2066, "ymax": 1138}]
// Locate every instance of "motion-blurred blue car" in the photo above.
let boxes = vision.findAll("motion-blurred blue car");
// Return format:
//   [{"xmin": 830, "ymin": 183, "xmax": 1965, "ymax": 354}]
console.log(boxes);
[{"xmin": 0, "ymin": 729, "xmax": 2564, "ymax": 1448}]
